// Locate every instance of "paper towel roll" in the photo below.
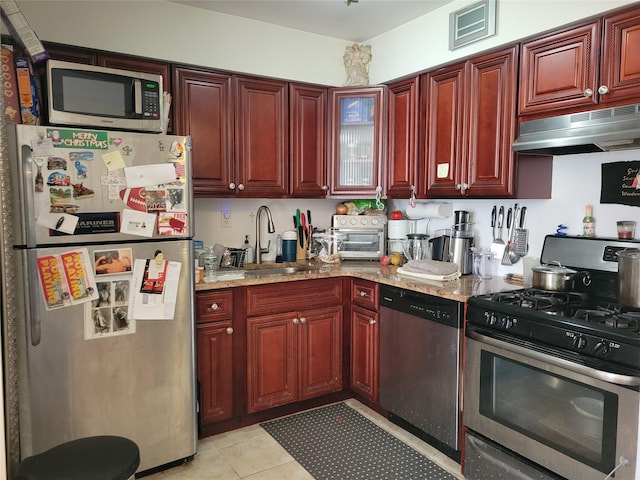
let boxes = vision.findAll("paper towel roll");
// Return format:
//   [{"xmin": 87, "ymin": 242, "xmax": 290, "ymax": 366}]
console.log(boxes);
[{"xmin": 405, "ymin": 203, "xmax": 453, "ymax": 219}]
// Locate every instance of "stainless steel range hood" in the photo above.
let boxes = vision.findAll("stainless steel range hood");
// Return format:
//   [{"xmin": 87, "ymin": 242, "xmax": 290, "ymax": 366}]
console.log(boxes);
[{"xmin": 512, "ymin": 103, "xmax": 640, "ymax": 155}]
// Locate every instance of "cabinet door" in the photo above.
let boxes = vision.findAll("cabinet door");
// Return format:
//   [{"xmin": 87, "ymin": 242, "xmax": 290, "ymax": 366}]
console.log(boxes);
[
  {"xmin": 518, "ymin": 22, "xmax": 600, "ymax": 116},
  {"xmin": 197, "ymin": 321, "xmax": 233, "ymax": 423},
  {"xmin": 350, "ymin": 305, "xmax": 379, "ymax": 402},
  {"xmin": 98, "ymin": 55, "xmax": 171, "ymax": 97},
  {"xmin": 328, "ymin": 86, "xmax": 386, "ymax": 196},
  {"xmin": 386, "ymin": 77, "xmax": 419, "ymax": 199},
  {"xmin": 298, "ymin": 306, "xmax": 342, "ymax": 400},
  {"xmin": 247, "ymin": 312, "xmax": 297, "ymax": 413},
  {"xmin": 173, "ymin": 67, "xmax": 234, "ymax": 196},
  {"xmin": 600, "ymin": 6, "xmax": 640, "ymax": 105},
  {"xmin": 421, "ymin": 63, "xmax": 465, "ymax": 197},
  {"xmin": 42, "ymin": 43, "xmax": 97, "ymax": 64},
  {"xmin": 465, "ymin": 46, "xmax": 518, "ymax": 197},
  {"xmin": 235, "ymin": 76, "xmax": 289, "ymax": 197},
  {"xmin": 289, "ymin": 83, "xmax": 328, "ymax": 197}
]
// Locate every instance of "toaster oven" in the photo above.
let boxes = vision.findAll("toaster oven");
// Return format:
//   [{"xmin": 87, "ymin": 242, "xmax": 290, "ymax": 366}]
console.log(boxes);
[{"xmin": 332, "ymin": 214, "xmax": 387, "ymax": 260}]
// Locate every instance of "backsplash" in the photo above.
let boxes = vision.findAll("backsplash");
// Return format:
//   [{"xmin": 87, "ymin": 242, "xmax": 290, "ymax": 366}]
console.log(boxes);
[{"xmin": 194, "ymin": 149, "xmax": 640, "ymax": 272}]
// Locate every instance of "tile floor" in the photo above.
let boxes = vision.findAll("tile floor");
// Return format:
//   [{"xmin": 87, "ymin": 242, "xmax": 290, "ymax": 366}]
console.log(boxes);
[{"xmin": 145, "ymin": 399, "xmax": 464, "ymax": 480}]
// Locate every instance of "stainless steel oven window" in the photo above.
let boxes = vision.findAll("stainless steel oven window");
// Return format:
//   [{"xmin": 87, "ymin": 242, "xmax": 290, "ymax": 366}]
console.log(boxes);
[{"xmin": 478, "ymin": 350, "xmax": 618, "ymax": 474}]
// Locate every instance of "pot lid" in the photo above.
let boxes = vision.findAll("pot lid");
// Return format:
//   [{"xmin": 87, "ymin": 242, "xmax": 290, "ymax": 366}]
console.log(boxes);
[{"xmin": 533, "ymin": 262, "xmax": 577, "ymax": 274}]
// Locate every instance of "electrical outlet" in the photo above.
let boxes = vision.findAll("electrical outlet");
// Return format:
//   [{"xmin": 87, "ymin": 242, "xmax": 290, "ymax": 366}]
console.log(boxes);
[{"xmin": 221, "ymin": 209, "xmax": 232, "ymax": 228}]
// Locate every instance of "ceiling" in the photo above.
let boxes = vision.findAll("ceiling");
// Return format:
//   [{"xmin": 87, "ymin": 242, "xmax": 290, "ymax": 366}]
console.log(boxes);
[{"xmin": 169, "ymin": 0, "xmax": 454, "ymax": 42}]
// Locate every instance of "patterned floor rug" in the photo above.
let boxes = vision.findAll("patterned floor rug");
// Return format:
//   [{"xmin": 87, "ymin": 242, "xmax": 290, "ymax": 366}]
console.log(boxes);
[{"xmin": 261, "ymin": 402, "xmax": 457, "ymax": 480}]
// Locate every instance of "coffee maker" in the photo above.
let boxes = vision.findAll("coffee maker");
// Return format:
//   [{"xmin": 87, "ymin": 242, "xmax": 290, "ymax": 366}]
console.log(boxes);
[{"xmin": 450, "ymin": 210, "xmax": 474, "ymax": 274}]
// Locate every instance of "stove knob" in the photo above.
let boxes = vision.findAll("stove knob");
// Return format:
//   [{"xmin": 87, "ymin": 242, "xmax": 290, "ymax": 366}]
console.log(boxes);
[
  {"xmin": 573, "ymin": 335, "xmax": 587, "ymax": 350},
  {"xmin": 594, "ymin": 340, "xmax": 609, "ymax": 356},
  {"xmin": 503, "ymin": 317, "xmax": 515, "ymax": 329},
  {"xmin": 485, "ymin": 313, "xmax": 498, "ymax": 326}
]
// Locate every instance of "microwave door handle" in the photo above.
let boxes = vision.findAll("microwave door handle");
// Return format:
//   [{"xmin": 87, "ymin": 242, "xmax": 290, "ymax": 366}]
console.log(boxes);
[
  {"xmin": 468, "ymin": 329, "xmax": 640, "ymax": 387},
  {"xmin": 133, "ymin": 79, "xmax": 142, "ymax": 115}
]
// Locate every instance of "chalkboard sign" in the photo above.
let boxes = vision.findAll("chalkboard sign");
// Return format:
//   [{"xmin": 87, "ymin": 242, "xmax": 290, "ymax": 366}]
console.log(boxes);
[{"xmin": 601, "ymin": 161, "xmax": 640, "ymax": 207}]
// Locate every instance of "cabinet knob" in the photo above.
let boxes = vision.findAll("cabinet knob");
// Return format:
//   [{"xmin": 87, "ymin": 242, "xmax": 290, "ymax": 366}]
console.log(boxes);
[
  {"xmin": 237, "ymin": 183, "xmax": 245, "ymax": 191},
  {"xmin": 583, "ymin": 88, "xmax": 593, "ymax": 98},
  {"xmin": 300, "ymin": 317, "xmax": 307, "ymax": 324},
  {"xmin": 226, "ymin": 327, "xmax": 233, "ymax": 335},
  {"xmin": 229, "ymin": 182, "xmax": 236, "ymax": 190},
  {"xmin": 292, "ymin": 318, "xmax": 299, "ymax": 324},
  {"xmin": 210, "ymin": 303, "xmax": 219, "ymax": 310},
  {"xmin": 359, "ymin": 291, "xmax": 367, "ymax": 297},
  {"xmin": 457, "ymin": 183, "xmax": 468, "ymax": 194},
  {"xmin": 598, "ymin": 85, "xmax": 609, "ymax": 95},
  {"xmin": 322, "ymin": 185, "xmax": 329, "ymax": 192},
  {"xmin": 369, "ymin": 319, "xmax": 376, "ymax": 325}
]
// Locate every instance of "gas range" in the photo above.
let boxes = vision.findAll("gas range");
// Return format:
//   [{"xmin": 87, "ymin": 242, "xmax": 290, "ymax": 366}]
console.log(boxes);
[{"xmin": 467, "ymin": 235, "xmax": 640, "ymax": 372}]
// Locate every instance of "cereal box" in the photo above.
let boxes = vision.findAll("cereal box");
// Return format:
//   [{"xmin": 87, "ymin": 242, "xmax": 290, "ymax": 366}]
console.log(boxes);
[
  {"xmin": 15, "ymin": 56, "xmax": 40, "ymax": 125},
  {"xmin": 1, "ymin": 44, "xmax": 21, "ymax": 123}
]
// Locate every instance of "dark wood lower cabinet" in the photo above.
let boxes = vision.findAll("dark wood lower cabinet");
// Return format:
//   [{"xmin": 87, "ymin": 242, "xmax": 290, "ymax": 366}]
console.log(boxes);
[
  {"xmin": 197, "ymin": 321, "xmax": 233, "ymax": 424},
  {"xmin": 247, "ymin": 305, "xmax": 342, "ymax": 413}
]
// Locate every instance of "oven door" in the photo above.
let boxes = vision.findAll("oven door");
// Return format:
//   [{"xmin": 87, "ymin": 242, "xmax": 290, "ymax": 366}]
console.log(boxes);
[
  {"xmin": 464, "ymin": 327, "xmax": 639, "ymax": 480},
  {"xmin": 336, "ymin": 228, "xmax": 384, "ymax": 259}
]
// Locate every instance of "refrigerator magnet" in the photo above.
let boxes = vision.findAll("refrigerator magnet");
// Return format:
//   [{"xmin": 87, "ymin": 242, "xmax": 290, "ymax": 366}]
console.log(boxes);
[
  {"xmin": 37, "ymin": 211, "xmax": 78, "ymax": 235},
  {"xmin": 120, "ymin": 209, "xmax": 155, "ymax": 237}
]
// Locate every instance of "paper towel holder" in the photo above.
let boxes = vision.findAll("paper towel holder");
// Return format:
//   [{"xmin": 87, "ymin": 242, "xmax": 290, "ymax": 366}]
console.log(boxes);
[{"xmin": 405, "ymin": 202, "xmax": 453, "ymax": 220}]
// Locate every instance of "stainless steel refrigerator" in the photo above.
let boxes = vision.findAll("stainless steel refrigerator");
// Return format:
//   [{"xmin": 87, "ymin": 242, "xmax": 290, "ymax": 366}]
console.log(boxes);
[{"xmin": 4, "ymin": 124, "xmax": 197, "ymax": 474}]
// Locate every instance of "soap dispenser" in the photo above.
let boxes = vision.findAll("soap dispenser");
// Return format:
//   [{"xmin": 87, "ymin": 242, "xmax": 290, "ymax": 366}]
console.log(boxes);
[{"xmin": 243, "ymin": 235, "xmax": 254, "ymax": 264}]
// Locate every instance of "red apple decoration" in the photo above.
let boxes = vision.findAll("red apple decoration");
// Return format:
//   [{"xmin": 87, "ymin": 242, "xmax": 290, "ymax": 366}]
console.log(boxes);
[
  {"xmin": 389, "ymin": 210, "xmax": 403, "ymax": 220},
  {"xmin": 380, "ymin": 255, "xmax": 391, "ymax": 265}
]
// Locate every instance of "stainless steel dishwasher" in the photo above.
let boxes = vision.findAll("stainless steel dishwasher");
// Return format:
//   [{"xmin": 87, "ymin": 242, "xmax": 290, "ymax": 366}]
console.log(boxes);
[{"xmin": 379, "ymin": 284, "xmax": 463, "ymax": 461}]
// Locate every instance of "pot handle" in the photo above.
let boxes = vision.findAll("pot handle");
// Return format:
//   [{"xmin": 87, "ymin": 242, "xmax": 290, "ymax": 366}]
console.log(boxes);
[{"xmin": 576, "ymin": 271, "xmax": 592, "ymax": 287}]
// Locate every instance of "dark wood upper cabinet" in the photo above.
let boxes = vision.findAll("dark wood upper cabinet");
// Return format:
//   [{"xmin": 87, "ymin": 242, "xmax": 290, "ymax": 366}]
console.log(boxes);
[
  {"xmin": 519, "ymin": 21, "xmax": 600, "ymax": 116},
  {"xmin": 172, "ymin": 66, "xmax": 234, "ymax": 196},
  {"xmin": 385, "ymin": 76, "xmax": 419, "ymax": 199},
  {"xmin": 519, "ymin": 5, "xmax": 640, "ymax": 118},
  {"xmin": 289, "ymin": 83, "xmax": 328, "ymax": 197},
  {"xmin": 328, "ymin": 86, "xmax": 387, "ymax": 197},
  {"xmin": 234, "ymin": 76, "xmax": 289, "ymax": 197},
  {"xmin": 600, "ymin": 5, "xmax": 640, "ymax": 106},
  {"xmin": 422, "ymin": 46, "xmax": 518, "ymax": 198}
]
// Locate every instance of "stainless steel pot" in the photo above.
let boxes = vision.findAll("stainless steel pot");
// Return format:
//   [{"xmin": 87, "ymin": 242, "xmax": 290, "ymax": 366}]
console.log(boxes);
[
  {"xmin": 531, "ymin": 262, "xmax": 591, "ymax": 291},
  {"xmin": 617, "ymin": 248, "xmax": 640, "ymax": 307}
]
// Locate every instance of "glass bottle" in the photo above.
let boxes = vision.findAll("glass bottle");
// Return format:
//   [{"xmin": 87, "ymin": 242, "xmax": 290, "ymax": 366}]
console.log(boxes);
[
  {"xmin": 583, "ymin": 205, "xmax": 595, "ymax": 237},
  {"xmin": 275, "ymin": 234, "xmax": 283, "ymax": 263}
]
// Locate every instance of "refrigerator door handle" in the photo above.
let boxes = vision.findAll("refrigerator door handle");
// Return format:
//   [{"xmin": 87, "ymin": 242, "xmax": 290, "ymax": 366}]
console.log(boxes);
[
  {"xmin": 21, "ymin": 143, "xmax": 37, "ymax": 247},
  {"xmin": 26, "ymin": 249, "xmax": 41, "ymax": 346}
]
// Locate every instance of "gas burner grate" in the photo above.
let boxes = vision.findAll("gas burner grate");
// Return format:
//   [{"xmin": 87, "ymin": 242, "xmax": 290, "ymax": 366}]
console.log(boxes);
[
  {"xmin": 574, "ymin": 306, "xmax": 640, "ymax": 332},
  {"xmin": 490, "ymin": 288, "xmax": 585, "ymax": 312}
]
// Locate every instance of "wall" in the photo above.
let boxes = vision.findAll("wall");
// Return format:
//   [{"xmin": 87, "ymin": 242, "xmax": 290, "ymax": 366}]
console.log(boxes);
[
  {"xmin": 6, "ymin": 0, "xmax": 640, "ymax": 270},
  {"xmin": 196, "ymin": 149, "xmax": 640, "ymax": 275},
  {"xmin": 7, "ymin": 0, "xmax": 639, "ymax": 85},
  {"xmin": 368, "ymin": 0, "xmax": 637, "ymax": 83}
]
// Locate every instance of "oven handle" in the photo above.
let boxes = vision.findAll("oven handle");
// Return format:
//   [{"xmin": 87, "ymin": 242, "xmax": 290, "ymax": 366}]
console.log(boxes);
[{"xmin": 468, "ymin": 329, "xmax": 640, "ymax": 387}]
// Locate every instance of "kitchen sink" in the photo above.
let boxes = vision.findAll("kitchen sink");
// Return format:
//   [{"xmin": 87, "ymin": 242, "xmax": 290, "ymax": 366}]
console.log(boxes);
[{"xmin": 243, "ymin": 266, "xmax": 312, "ymax": 277}]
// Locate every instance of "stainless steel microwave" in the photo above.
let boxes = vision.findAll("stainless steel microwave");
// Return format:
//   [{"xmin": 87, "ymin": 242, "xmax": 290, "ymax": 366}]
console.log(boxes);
[{"xmin": 46, "ymin": 60, "xmax": 163, "ymax": 132}]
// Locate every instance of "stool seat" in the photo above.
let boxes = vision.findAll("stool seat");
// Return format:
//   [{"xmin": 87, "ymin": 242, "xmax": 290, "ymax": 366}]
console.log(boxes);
[{"xmin": 15, "ymin": 436, "xmax": 140, "ymax": 480}]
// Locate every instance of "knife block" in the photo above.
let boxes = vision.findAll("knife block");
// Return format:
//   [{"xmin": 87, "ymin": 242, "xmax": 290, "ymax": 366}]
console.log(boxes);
[{"xmin": 296, "ymin": 236, "xmax": 308, "ymax": 261}]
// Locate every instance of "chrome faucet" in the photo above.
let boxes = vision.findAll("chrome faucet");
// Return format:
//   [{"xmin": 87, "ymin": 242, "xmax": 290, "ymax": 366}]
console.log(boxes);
[{"xmin": 255, "ymin": 205, "xmax": 275, "ymax": 264}]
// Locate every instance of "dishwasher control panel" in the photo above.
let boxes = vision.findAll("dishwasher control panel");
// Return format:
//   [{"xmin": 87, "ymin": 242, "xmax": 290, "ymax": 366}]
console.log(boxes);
[{"xmin": 380, "ymin": 285, "xmax": 462, "ymax": 328}]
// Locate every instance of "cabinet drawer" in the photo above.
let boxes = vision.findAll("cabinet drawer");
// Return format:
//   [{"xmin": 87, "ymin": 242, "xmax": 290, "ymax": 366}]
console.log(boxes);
[
  {"xmin": 351, "ymin": 279, "xmax": 379, "ymax": 310},
  {"xmin": 246, "ymin": 278, "xmax": 342, "ymax": 316},
  {"xmin": 196, "ymin": 290, "xmax": 233, "ymax": 323}
]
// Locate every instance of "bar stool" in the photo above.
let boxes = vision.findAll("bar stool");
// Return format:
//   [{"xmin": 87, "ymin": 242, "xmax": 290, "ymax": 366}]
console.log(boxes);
[{"xmin": 15, "ymin": 435, "xmax": 140, "ymax": 480}]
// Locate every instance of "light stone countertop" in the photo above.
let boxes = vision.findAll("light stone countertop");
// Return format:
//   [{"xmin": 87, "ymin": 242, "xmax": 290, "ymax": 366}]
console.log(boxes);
[{"xmin": 196, "ymin": 260, "xmax": 523, "ymax": 302}]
